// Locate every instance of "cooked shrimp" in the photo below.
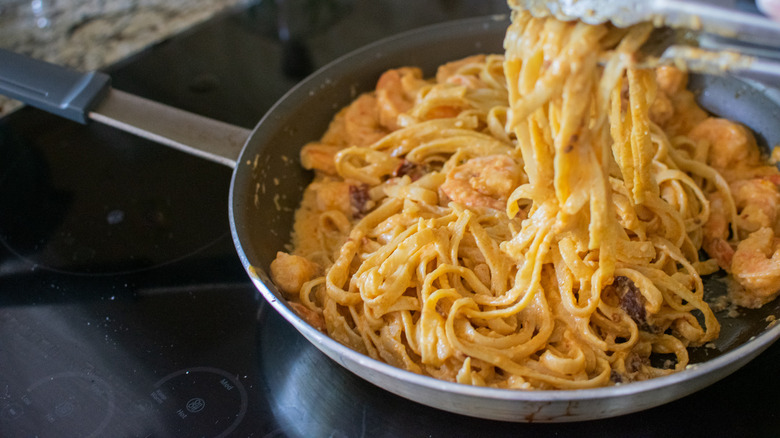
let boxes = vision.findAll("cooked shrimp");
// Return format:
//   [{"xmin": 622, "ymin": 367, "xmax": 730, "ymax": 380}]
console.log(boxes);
[
  {"xmin": 649, "ymin": 67, "xmax": 680, "ymax": 126},
  {"xmin": 318, "ymin": 107, "xmax": 350, "ymax": 146},
  {"xmin": 702, "ymin": 191, "xmax": 734, "ymax": 270},
  {"xmin": 300, "ymin": 142, "xmax": 343, "ymax": 175},
  {"xmin": 688, "ymin": 118, "xmax": 761, "ymax": 174},
  {"xmin": 655, "ymin": 66, "xmax": 687, "ymax": 95},
  {"xmin": 440, "ymin": 155, "xmax": 523, "ymax": 210},
  {"xmin": 731, "ymin": 177, "xmax": 780, "ymax": 235},
  {"xmin": 649, "ymin": 92, "xmax": 674, "ymax": 126},
  {"xmin": 344, "ymin": 93, "xmax": 387, "ymax": 147},
  {"xmin": 376, "ymin": 67, "xmax": 425, "ymax": 130},
  {"xmin": 311, "ymin": 180, "xmax": 352, "ymax": 217},
  {"xmin": 730, "ymin": 227, "xmax": 780, "ymax": 308},
  {"xmin": 703, "ymin": 177, "xmax": 780, "ymax": 306},
  {"xmin": 651, "ymin": 67, "xmax": 708, "ymax": 135},
  {"xmin": 288, "ymin": 302, "xmax": 326, "ymax": 331},
  {"xmin": 270, "ymin": 251, "xmax": 319, "ymax": 295}
]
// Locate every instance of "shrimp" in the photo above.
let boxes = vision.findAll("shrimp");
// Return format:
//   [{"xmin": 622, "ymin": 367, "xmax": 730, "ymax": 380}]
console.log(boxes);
[
  {"xmin": 703, "ymin": 177, "xmax": 780, "ymax": 268},
  {"xmin": 344, "ymin": 93, "xmax": 387, "ymax": 147},
  {"xmin": 655, "ymin": 66, "xmax": 687, "ymax": 95},
  {"xmin": 730, "ymin": 227, "xmax": 780, "ymax": 308},
  {"xmin": 440, "ymin": 155, "xmax": 523, "ymax": 210},
  {"xmin": 649, "ymin": 92, "xmax": 674, "ymax": 126},
  {"xmin": 306, "ymin": 180, "xmax": 373, "ymax": 219},
  {"xmin": 270, "ymin": 251, "xmax": 319, "ymax": 295},
  {"xmin": 688, "ymin": 118, "xmax": 761, "ymax": 174},
  {"xmin": 731, "ymin": 177, "xmax": 780, "ymax": 236},
  {"xmin": 300, "ymin": 142, "xmax": 343, "ymax": 175},
  {"xmin": 703, "ymin": 177, "xmax": 780, "ymax": 307},
  {"xmin": 288, "ymin": 302, "xmax": 326, "ymax": 331},
  {"xmin": 308, "ymin": 180, "xmax": 354, "ymax": 218},
  {"xmin": 302, "ymin": 92, "xmax": 396, "ymax": 171},
  {"xmin": 376, "ymin": 67, "xmax": 425, "ymax": 130},
  {"xmin": 653, "ymin": 66, "xmax": 707, "ymax": 135}
]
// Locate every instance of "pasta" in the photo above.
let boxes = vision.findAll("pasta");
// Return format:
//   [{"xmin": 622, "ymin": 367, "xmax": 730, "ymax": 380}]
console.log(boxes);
[{"xmin": 269, "ymin": 8, "xmax": 780, "ymax": 389}]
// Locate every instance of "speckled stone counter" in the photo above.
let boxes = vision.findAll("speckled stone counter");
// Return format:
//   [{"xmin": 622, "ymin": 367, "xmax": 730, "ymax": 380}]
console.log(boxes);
[{"xmin": 0, "ymin": 0, "xmax": 249, "ymax": 115}]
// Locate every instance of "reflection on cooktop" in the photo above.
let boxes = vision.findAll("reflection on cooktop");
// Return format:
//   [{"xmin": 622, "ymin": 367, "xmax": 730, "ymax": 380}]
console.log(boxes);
[{"xmin": 0, "ymin": 114, "xmax": 232, "ymax": 275}]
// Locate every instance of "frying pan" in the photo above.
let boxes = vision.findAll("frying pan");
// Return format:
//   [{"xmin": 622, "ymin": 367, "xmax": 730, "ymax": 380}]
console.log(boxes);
[{"xmin": 2, "ymin": 15, "xmax": 779, "ymax": 422}]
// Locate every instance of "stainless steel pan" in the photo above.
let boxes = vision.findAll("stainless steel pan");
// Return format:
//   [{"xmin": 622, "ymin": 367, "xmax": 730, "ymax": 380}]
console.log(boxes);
[{"xmin": 2, "ymin": 15, "xmax": 779, "ymax": 422}]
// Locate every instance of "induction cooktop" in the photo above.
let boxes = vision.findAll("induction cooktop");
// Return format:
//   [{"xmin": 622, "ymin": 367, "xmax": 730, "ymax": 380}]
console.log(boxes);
[{"xmin": 1, "ymin": 1, "xmax": 778, "ymax": 437}]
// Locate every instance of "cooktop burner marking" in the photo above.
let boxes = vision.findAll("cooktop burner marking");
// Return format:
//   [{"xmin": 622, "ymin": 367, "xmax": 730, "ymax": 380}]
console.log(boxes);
[
  {"xmin": 186, "ymin": 397, "xmax": 206, "ymax": 413},
  {"xmin": 23, "ymin": 371, "xmax": 115, "ymax": 438},
  {"xmin": 152, "ymin": 366, "xmax": 248, "ymax": 438}
]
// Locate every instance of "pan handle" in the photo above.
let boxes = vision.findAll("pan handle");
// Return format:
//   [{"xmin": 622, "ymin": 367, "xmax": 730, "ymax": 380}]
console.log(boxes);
[
  {"xmin": 0, "ymin": 49, "xmax": 251, "ymax": 168},
  {"xmin": 0, "ymin": 49, "xmax": 110, "ymax": 124}
]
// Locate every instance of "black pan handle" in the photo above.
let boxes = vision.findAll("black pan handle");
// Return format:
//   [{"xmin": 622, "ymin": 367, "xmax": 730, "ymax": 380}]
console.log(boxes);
[
  {"xmin": 0, "ymin": 49, "xmax": 111, "ymax": 123},
  {"xmin": 0, "ymin": 49, "xmax": 251, "ymax": 168}
]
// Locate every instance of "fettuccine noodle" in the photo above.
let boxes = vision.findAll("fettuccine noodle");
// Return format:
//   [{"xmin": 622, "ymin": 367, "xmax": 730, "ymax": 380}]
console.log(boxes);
[{"xmin": 269, "ymin": 7, "xmax": 780, "ymax": 389}]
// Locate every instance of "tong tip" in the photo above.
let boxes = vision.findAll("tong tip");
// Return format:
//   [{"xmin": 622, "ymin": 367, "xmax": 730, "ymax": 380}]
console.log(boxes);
[{"xmin": 507, "ymin": 0, "xmax": 645, "ymax": 27}]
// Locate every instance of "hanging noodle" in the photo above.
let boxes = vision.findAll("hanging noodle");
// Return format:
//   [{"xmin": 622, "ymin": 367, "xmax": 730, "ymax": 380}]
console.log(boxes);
[{"xmin": 268, "ymin": 8, "xmax": 780, "ymax": 389}]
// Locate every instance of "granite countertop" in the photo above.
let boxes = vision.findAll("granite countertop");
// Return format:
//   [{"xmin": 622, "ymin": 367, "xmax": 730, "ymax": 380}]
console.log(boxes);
[{"xmin": 0, "ymin": 0, "xmax": 249, "ymax": 116}]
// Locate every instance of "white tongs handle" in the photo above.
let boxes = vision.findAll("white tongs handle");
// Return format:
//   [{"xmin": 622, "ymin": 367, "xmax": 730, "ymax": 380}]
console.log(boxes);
[
  {"xmin": 518, "ymin": 0, "xmax": 780, "ymax": 46},
  {"xmin": 513, "ymin": 0, "xmax": 780, "ymax": 87}
]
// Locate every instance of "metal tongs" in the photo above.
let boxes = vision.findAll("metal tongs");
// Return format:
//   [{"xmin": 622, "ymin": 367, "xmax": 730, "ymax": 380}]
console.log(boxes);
[{"xmin": 511, "ymin": 0, "xmax": 780, "ymax": 87}]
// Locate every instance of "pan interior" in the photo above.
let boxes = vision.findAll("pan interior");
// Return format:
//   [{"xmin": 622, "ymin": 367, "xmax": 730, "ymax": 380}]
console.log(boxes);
[
  {"xmin": 231, "ymin": 15, "xmax": 509, "ymax": 286},
  {"xmin": 229, "ymin": 15, "xmax": 780, "ymax": 412},
  {"xmin": 685, "ymin": 74, "xmax": 780, "ymax": 361}
]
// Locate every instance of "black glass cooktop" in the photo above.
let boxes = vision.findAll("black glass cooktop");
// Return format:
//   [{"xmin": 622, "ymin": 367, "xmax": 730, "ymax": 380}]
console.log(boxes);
[{"xmin": 1, "ymin": 1, "xmax": 778, "ymax": 437}]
